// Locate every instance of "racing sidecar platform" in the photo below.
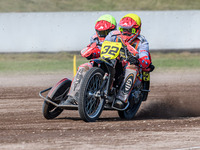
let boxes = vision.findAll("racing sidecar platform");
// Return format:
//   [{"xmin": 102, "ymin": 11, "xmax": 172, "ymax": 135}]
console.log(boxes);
[
  {"xmin": 39, "ymin": 87, "xmax": 115, "ymax": 111},
  {"xmin": 39, "ymin": 87, "xmax": 78, "ymax": 110}
]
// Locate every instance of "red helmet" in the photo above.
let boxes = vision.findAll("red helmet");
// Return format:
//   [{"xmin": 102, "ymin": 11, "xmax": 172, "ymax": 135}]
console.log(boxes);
[
  {"xmin": 95, "ymin": 14, "xmax": 116, "ymax": 42},
  {"xmin": 119, "ymin": 13, "xmax": 141, "ymax": 43}
]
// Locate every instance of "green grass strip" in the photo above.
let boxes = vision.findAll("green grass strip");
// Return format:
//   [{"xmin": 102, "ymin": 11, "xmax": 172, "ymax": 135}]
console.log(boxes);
[{"xmin": 0, "ymin": 52, "xmax": 199, "ymax": 74}]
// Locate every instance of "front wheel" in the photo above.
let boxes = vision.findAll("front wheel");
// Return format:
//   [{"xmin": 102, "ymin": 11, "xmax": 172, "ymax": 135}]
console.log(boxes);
[{"xmin": 78, "ymin": 67, "xmax": 105, "ymax": 122}]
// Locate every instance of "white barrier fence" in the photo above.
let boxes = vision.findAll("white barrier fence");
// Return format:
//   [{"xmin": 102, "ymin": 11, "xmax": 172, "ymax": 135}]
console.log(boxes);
[{"xmin": 0, "ymin": 11, "xmax": 200, "ymax": 52}]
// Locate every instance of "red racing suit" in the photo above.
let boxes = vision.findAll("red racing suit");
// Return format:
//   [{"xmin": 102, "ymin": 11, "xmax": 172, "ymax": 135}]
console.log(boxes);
[
  {"xmin": 80, "ymin": 34, "xmax": 103, "ymax": 59},
  {"xmin": 67, "ymin": 33, "xmax": 103, "ymax": 101},
  {"xmin": 104, "ymin": 30, "xmax": 152, "ymax": 103}
]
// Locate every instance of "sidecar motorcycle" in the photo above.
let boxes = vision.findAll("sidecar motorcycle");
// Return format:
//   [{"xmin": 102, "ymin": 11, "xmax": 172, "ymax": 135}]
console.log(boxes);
[{"xmin": 39, "ymin": 41, "xmax": 154, "ymax": 122}]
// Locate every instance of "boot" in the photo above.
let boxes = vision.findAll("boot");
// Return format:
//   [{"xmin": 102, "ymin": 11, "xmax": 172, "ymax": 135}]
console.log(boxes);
[
  {"xmin": 113, "ymin": 99, "xmax": 126, "ymax": 109},
  {"xmin": 59, "ymin": 96, "xmax": 77, "ymax": 106}
]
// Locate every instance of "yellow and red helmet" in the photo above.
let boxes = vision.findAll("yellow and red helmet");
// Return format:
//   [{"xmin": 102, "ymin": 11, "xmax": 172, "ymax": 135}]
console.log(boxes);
[
  {"xmin": 95, "ymin": 14, "xmax": 116, "ymax": 42},
  {"xmin": 118, "ymin": 13, "xmax": 141, "ymax": 43}
]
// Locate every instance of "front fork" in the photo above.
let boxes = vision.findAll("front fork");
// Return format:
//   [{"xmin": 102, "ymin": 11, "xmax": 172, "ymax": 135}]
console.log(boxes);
[
  {"xmin": 87, "ymin": 72, "xmax": 112, "ymax": 103},
  {"xmin": 95, "ymin": 73, "xmax": 115, "ymax": 102},
  {"xmin": 100, "ymin": 73, "xmax": 109, "ymax": 99}
]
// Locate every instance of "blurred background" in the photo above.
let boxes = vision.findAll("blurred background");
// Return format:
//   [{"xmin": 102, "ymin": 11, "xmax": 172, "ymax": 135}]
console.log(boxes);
[{"xmin": 0, "ymin": 0, "xmax": 199, "ymax": 74}]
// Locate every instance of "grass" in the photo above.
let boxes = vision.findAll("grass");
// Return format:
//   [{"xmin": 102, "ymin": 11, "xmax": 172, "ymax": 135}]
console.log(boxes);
[
  {"xmin": 0, "ymin": 0, "xmax": 200, "ymax": 12},
  {"xmin": 151, "ymin": 52, "xmax": 200, "ymax": 70},
  {"xmin": 0, "ymin": 52, "xmax": 199, "ymax": 74},
  {"xmin": 0, "ymin": 52, "xmax": 87, "ymax": 74}
]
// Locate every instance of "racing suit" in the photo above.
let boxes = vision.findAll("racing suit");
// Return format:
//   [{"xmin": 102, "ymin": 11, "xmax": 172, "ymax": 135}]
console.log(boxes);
[
  {"xmin": 67, "ymin": 34, "xmax": 103, "ymax": 102},
  {"xmin": 104, "ymin": 30, "xmax": 152, "ymax": 104}
]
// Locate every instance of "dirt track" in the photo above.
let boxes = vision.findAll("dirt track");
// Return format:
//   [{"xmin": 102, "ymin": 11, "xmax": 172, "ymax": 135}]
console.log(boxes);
[{"xmin": 0, "ymin": 70, "xmax": 200, "ymax": 150}]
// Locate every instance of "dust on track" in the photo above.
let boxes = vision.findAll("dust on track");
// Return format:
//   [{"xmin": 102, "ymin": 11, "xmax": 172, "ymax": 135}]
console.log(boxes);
[{"xmin": 0, "ymin": 70, "xmax": 200, "ymax": 150}]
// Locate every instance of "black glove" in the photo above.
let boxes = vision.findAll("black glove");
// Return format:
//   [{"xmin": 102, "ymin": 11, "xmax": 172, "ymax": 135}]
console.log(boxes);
[
  {"xmin": 126, "ymin": 50, "xmax": 139, "ymax": 65},
  {"xmin": 127, "ymin": 55, "xmax": 139, "ymax": 65}
]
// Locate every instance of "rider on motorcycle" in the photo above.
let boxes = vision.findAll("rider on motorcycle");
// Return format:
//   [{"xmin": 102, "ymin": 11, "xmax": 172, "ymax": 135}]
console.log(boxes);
[
  {"xmin": 59, "ymin": 14, "xmax": 117, "ymax": 106},
  {"xmin": 104, "ymin": 13, "xmax": 154, "ymax": 109}
]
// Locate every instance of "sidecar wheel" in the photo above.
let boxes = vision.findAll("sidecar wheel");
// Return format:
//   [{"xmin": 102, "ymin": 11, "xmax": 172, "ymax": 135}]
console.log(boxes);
[
  {"xmin": 42, "ymin": 78, "xmax": 71, "ymax": 119},
  {"xmin": 78, "ymin": 67, "xmax": 105, "ymax": 122},
  {"xmin": 43, "ymin": 101, "xmax": 63, "ymax": 119}
]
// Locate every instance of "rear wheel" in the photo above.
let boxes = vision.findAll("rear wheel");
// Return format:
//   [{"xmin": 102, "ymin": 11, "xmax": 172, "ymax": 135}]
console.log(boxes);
[
  {"xmin": 78, "ymin": 67, "xmax": 105, "ymax": 122},
  {"xmin": 118, "ymin": 81, "xmax": 148, "ymax": 120},
  {"xmin": 42, "ymin": 78, "xmax": 71, "ymax": 119},
  {"xmin": 142, "ymin": 81, "xmax": 150, "ymax": 101},
  {"xmin": 118, "ymin": 95, "xmax": 142, "ymax": 120}
]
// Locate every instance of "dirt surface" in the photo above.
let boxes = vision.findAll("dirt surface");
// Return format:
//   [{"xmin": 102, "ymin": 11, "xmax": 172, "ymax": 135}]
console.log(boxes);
[{"xmin": 0, "ymin": 69, "xmax": 200, "ymax": 150}]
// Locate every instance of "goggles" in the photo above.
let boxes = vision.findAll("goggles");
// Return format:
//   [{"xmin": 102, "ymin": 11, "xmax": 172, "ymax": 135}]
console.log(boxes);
[
  {"xmin": 96, "ymin": 30, "xmax": 109, "ymax": 37},
  {"xmin": 119, "ymin": 27, "xmax": 136, "ymax": 35}
]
